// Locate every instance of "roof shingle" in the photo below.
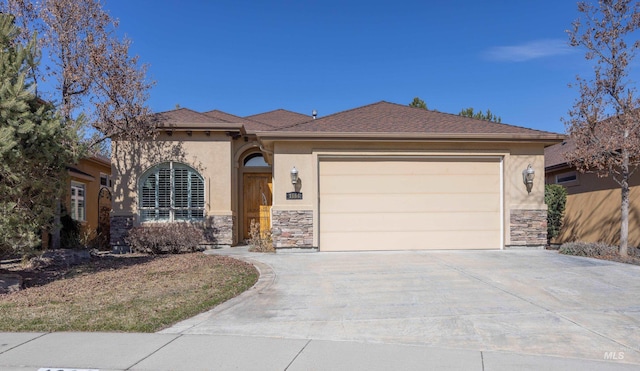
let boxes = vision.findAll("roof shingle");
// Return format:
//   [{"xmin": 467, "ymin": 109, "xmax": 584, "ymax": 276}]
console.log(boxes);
[
  {"xmin": 278, "ymin": 101, "xmax": 560, "ymax": 136},
  {"xmin": 152, "ymin": 108, "xmax": 217, "ymax": 125},
  {"xmin": 246, "ymin": 109, "xmax": 312, "ymax": 129},
  {"xmin": 203, "ymin": 110, "xmax": 273, "ymax": 132},
  {"xmin": 545, "ymin": 139, "xmax": 575, "ymax": 169}
]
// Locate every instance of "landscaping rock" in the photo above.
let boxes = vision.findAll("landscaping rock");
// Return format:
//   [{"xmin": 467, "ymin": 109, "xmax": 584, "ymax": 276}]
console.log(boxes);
[
  {"xmin": 0, "ymin": 273, "xmax": 23, "ymax": 294},
  {"xmin": 42, "ymin": 249, "xmax": 91, "ymax": 267}
]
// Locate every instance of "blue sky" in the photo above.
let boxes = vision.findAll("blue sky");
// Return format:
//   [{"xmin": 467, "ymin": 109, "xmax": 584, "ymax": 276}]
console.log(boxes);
[{"xmin": 103, "ymin": 0, "xmax": 599, "ymax": 134}]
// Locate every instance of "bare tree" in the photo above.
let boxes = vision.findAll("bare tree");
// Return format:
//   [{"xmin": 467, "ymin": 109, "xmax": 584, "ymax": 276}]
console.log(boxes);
[
  {"xmin": 2, "ymin": 0, "xmax": 155, "ymax": 249},
  {"xmin": 564, "ymin": 0, "xmax": 640, "ymax": 256},
  {"xmin": 1, "ymin": 0, "xmax": 155, "ymax": 147}
]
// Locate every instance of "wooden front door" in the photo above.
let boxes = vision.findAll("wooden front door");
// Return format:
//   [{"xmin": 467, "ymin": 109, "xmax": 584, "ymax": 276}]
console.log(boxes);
[{"xmin": 243, "ymin": 173, "xmax": 272, "ymax": 240}]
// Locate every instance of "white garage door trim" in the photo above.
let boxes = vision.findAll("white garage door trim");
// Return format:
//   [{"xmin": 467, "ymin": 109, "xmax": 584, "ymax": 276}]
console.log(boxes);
[{"xmin": 317, "ymin": 155, "xmax": 504, "ymax": 251}]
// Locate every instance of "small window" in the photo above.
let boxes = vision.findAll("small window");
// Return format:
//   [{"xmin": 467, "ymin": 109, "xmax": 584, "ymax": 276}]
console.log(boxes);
[
  {"xmin": 71, "ymin": 182, "xmax": 86, "ymax": 221},
  {"xmin": 244, "ymin": 153, "xmax": 269, "ymax": 167},
  {"xmin": 556, "ymin": 171, "xmax": 578, "ymax": 184},
  {"xmin": 100, "ymin": 173, "xmax": 110, "ymax": 187}
]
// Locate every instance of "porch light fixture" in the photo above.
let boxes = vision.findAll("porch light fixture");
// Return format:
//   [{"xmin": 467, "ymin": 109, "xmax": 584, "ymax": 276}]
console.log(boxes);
[
  {"xmin": 290, "ymin": 166, "xmax": 299, "ymax": 186},
  {"xmin": 522, "ymin": 164, "xmax": 535, "ymax": 194}
]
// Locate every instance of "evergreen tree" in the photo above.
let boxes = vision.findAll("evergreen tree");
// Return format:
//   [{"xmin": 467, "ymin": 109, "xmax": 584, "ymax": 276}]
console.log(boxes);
[
  {"xmin": 409, "ymin": 97, "xmax": 428, "ymax": 109},
  {"xmin": 0, "ymin": 13, "xmax": 80, "ymax": 256},
  {"xmin": 459, "ymin": 107, "xmax": 502, "ymax": 123}
]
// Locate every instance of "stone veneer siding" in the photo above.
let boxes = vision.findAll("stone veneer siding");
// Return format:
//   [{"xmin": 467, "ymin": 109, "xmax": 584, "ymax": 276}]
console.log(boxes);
[
  {"xmin": 110, "ymin": 215, "xmax": 134, "ymax": 252},
  {"xmin": 200, "ymin": 215, "xmax": 234, "ymax": 246},
  {"xmin": 509, "ymin": 209, "xmax": 547, "ymax": 248},
  {"xmin": 272, "ymin": 210, "xmax": 314, "ymax": 248},
  {"xmin": 110, "ymin": 214, "xmax": 235, "ymax": 252}
]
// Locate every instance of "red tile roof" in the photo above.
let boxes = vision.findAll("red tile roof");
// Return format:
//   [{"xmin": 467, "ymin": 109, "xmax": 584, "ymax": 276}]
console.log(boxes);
[{"xmin": 277, "ymin": 101, "xmax": 558, "ymax": 136}]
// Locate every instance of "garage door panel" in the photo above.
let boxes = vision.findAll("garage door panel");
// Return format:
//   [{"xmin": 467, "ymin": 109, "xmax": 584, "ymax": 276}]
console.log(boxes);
[
  {"xmin": 321, "ymin": 212, "xmax": 500, "ymax": 232},
  {"xmin": 323, "ymin": 159, "xmax": 498, "ymax": 176},
  {"xmin": 319, "ymin": 158, "xmax": 502, "ymax": 251},
  {"xmin": 321, "ymin": 230, "xmax": 501, "ymax": 251},
  {"xmin": 320, "ymin": 174, "xmax": 499, "ymax": 194},
  {"xmin": 321, "ymin": 194, "xmax": 500, "ymax": 213}
]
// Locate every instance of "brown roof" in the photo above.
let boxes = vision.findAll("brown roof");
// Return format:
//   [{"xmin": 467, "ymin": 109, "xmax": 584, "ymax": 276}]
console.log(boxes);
[
  {"xmin": 203, "ymin": 110, "xmax": 273, "ymax": 132},
  {"xmin": 152, "ymin": 108, "xmax": 217, "ymax": 125},
  {"xmin": 246, "ymin": 109, "xmax": 312, "ymax": 129},
  {"xmin": 545, "ymin": 138, "xmax": 575, "ymax": 169},
  {"xmin": 278, "ymin": 101, "xmax": 560, "ymax": 137},
  {"xmin": 149, "ymin": 102, "xmax": 564, "ymax": 144},
  {"xmin": 150, "ymin": 108, "xmax": 245, "ymax": 133},
  {"xmin": 86, "ymin": 154, "xmax": 111, "ymax": 166}
]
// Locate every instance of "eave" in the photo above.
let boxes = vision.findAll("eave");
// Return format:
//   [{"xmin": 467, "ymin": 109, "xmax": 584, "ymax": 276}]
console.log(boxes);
[
  {"xmin": 257, "ymin": 131, "xmax": 565, "ymax": 146},
  {"xmin": 156, "ymin": 122, "xmax": 246, "ymax": 135},
  {"xmin": 545, "ymin": 162, "xmax": 573, "ymax": 172}
]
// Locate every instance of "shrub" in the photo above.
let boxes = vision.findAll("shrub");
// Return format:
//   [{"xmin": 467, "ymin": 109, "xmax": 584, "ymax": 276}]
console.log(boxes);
[
  {"xmin": 545, "ymin": 184, "xmax": 567, "ymax": 244},
  {"xmin": 60, "ymin": 214, "xmax": 82, "ymax": 249},
  {"xmin": 125, "ymin": 223, "xmax": 204, "ymax": 254},
  {"xmin": 248, "ymin": 219, "xmax": 274, "ymax": 253},
  {"xmin": 558, "ymin": 241, "xmax": 619, "ymax": 257}
]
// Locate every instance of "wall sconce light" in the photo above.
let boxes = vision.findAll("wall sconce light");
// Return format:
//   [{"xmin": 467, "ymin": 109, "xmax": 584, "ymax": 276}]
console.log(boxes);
[
  {"xmin": 522, "ymin": 164, "xmax": 535, "ymax": 194},
  {"xmin": 290, "ymin": 166, "xmax": 299, "ymax": 187}
]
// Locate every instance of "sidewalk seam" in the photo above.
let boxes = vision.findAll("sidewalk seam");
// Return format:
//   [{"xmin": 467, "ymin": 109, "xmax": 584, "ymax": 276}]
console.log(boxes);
[
  {"xmin": 0, "ymin": 332, "xmax": 48, "ymax": 355},
  {"xmin": 124, "ymin": 334, "xmax": 183, "ymax": 370},
  {"xmin": 284, "ymin": 339, "xmax": 311, "ymax": 370}
]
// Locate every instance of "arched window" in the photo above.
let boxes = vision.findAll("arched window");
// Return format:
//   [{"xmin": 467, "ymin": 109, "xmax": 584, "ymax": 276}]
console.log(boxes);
[
  {"xmin": 243, "ymin": 153, "xmax": 269, "ymax": 167},
  {"xmin": 139, "ymin": 162, "xmax": 205, "ymax": 222}
]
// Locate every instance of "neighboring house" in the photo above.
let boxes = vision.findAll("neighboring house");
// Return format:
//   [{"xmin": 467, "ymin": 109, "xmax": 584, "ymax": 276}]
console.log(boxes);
[
  {"xmin": 545, "ymin": 139, "xmax": 640, "ymax": 247},
  {"xmin": 67, "ymin": 155, "xmax": 112, "ymax": 244},
  {"xmin": 111, "ymin": 101, "xmax": 563, "ymax": 252}
]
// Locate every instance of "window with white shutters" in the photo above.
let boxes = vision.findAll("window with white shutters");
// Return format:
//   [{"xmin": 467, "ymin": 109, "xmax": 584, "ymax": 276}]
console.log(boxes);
[
  {"xmin": 139, "ymin": 162, "xmax": 205, "ymax": 222},
  {"xmin": 70, "ymin": 182, "xmax": 86, "ymax": 222}
]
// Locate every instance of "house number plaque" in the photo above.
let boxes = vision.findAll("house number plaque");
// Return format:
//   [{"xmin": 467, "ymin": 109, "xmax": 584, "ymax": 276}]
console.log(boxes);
[{"xmin": 286, "ymin": 192, "xmax": 303, "ymax": 200}]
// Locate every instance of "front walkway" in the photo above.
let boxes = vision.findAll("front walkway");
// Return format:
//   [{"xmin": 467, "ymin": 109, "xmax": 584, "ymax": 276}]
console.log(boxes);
[{"xmin": 162, "ymin": 247, "xmax": 640, "ymax": 365}]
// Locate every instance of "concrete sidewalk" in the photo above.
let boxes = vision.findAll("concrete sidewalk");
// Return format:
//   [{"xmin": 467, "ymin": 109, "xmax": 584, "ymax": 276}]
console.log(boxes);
[{"xmin": 0, "ymin": 332, "xmax": 637, "ymax": 371}]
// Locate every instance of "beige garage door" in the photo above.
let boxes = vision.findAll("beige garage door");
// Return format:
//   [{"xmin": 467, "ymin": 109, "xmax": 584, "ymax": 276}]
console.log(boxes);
[{"xmin": 319, "ymin": 157, "xmax": 502, "ymax": 251}]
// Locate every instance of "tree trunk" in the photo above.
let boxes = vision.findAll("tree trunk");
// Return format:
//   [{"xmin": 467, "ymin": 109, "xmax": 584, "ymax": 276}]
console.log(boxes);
[
  {"xmin": 51, "ymin": 200, "xmax": 61, "ymax": 249},
  {"xmin": 620, "ymin": 150, "xmax": 630, "ymax": 257}
]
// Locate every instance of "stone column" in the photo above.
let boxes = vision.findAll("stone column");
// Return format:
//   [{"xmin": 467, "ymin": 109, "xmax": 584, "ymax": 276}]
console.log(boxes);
[
  {"xmin": 200, "ymin": 215, "xmax": 235, "ymax": 247},
  {"xmin": 508, "ymin": 209, "xmax": 547, "ymax": 249},
  {"xmin": 110, "ymin": 214, "xmax": 134, "ymax": 253},
  {"xmin": 271, "ymin": 210, "xmax": 314, "ymax": 249}
]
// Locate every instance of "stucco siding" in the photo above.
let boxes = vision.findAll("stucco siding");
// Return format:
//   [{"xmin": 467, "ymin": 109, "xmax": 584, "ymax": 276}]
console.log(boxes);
[
  {"xmin": 68, "ymin": 157, "xmax": 112, "ymax": 233},
  {"xmin": 111, "ymin": 132, "xmax": 236, "ymax": 247},
  {"xmin": 269, "ymin": 141, "xmax": 546, "ymax": 250},
  {"xmin": 112, "ymin": 132, "xmax": 233, "ymax": 218},
  {"xmin": 546, "ymin": 169, "xmax": 640, "ymax": 247}
]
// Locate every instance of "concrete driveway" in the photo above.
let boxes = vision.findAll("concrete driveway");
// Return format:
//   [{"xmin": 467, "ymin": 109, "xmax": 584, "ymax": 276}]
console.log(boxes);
[{"xmin": 162, "ymin": 248, "xmax": 640, "ymax": 365}]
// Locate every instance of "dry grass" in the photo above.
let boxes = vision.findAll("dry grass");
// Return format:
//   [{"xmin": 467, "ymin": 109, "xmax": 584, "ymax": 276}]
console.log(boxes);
[
  {"xmin": 558, "ymin": 241, "xmax": 640, "ymax": 266},
  {"xmin": 0, "ymin": 253, "xmax": 258, "ymax": 332}
]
